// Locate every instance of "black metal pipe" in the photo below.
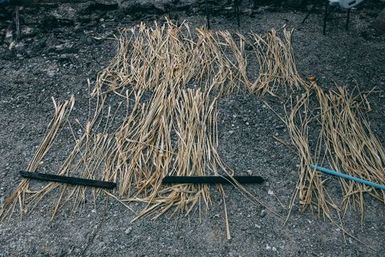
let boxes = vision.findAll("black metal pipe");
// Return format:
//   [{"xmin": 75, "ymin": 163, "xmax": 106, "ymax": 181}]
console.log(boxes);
[{"xmin": 20, "ymin": 171, "xmax": 116, "ymax": 189}]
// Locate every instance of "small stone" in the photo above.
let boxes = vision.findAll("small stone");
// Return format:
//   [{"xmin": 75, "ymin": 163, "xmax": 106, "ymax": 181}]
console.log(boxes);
[
  {"xmin": 5, "ymin": 29, "xmax": 12, "ymax": 40},
  {"xmin": 268, "ymin": 189, "xmax": 274, "ymax": 195},
  {"xmin": 22, "ymin": 26, "xmax": 36, "ymax": 36},
  {"xmin": 15, "ymin": 42, "xmax": 24, "ymax": 50},
  {"xmin": 125, "ymin": 227, "xmax": 132, "ymax": 235},
  {"xmin": 47, "ymin": 70, "xmax": 56, "ymax": 77},
  {"xmin": 228, "ymin": 251, "xmax": 239, "ymax": 257},
  {"xmin": 255, "ymin": 224, "xmax": 261, "ymax": 229},
  {"xmin": 55, "ymin": 44, "xmax": 65, "ymax": 51},
  {"xmin": 246, "ymin": 170, "xmax": 253, "ymax": 175},
  {"xmin": 243, "ymin": 8, "xmax": 253, "ymax": 16},
  {"xmin": 260, "ymin": 209, "xmax": 266, "ymax": 218},
  {"xmin": 228, "ymin": 130, "xmax": 234, "ymax": 135}
]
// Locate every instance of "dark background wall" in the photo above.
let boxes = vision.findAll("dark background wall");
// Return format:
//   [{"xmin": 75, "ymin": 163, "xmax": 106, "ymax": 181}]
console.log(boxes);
[{"xmin": 1, "ymin": 0, "xmax": 385, "ymax": 34}]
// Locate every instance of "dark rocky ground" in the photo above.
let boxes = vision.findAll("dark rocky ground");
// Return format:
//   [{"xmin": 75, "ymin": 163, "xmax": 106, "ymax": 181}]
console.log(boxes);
[{"xmin": 1, "ymin": 2, "xmax": 385, "ymax": 257}]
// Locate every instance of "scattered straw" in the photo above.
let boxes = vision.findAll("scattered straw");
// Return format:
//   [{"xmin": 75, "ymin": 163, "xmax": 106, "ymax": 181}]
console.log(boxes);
[
  {"xmin": 4, "ymin": 18, "xmax": 383, "ymax": 244},
  {"xmin": 285, "ymin": 81, "xmax": 385, "ymax": 221}
]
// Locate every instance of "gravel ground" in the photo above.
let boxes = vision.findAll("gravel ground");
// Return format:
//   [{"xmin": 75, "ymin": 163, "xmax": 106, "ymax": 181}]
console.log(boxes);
[{"xmin": 0, "ymin": 4, "xmax": 385, "ymax": 257}]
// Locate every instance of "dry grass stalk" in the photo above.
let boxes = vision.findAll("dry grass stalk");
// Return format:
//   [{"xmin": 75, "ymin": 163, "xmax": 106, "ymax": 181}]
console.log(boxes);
[
  {"xmin": 127, "ymin": 89, "xmax": 230, "ymax": 220},
  {"xmin": 2, "ymin": 20, "xmax": 300, "ymax": 223},
  {"xmin": 315, "ymin": 86, "xmax": 385, "ymax": 219},
  {"xmin": 93, "ymin": 20, "xmax": 248, "ymax": 97},
  {"xmin": 249, "ymin": 29, "xmax": 306, "ymax": 95},
  {"xmin": 286, "ymin": 82, "xmax": 385, "ymax": 220},
  {"xmin": 284, "ymin": 91, "xmax": 334, "ymax": 220},
  {"xmin": 0, "ymin": 96, "xmax": 75, "ymax": 220}
]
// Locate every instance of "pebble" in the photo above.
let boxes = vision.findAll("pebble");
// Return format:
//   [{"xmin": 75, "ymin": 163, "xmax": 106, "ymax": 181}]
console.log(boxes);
[
  {"xmin": 260, "ymin": 209, "xmax": 266, "ymax": 218},
  {"xmin": 229, "ymin": 251, "xmax": 240, "ymax": 257},
  {"xmin": 124, "ymin": 227, "xmax": 132, "ymax": 235},
  {"xmin": 47, "ymin": 70, "xmax": 56, "ymax": 77},
  {"xmin": 266, "ymin": 244, "xmax": 277, "ymax": 251},
  {"xmin": 55, "ymin": 44, "xmax": 65, "ymax": 51}
]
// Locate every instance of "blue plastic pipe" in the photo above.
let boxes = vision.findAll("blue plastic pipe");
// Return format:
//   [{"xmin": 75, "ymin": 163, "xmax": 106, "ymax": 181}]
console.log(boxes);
[{"xmin": 310, "ymin": 164, "xmax": 385, "ymax": 190}]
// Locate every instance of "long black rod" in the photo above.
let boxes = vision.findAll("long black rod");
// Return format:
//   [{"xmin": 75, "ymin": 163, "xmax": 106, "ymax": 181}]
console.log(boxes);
[
  {"xmin": 162, "ymin": 175, "xmax": 264, "ymax": 184},
  {"xmin": 20, "ymin": 171, "xmax": 116, "ymax": 189}
]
